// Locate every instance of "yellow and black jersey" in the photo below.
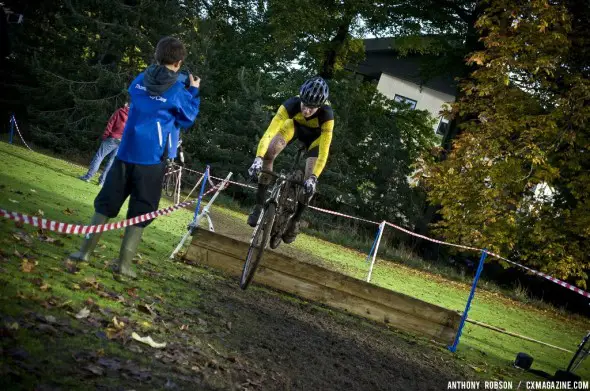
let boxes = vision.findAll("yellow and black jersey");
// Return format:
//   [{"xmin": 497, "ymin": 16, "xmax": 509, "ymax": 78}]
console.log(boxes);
[{"xmin": 256, "ymin": 96, "xmax": 334, "ymax": 177}]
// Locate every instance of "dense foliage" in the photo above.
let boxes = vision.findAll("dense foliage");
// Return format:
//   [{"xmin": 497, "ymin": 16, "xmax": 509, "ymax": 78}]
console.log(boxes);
[{"xmin": 421, "ymin": 0, "xmax": 590, "ymax": 285}]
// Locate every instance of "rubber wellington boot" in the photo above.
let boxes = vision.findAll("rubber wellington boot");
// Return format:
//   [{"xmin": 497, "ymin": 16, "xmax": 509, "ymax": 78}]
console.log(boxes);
[
  {"xmin": 69, "ymin": 213, "xmax": 109, "ymax": 261},
  {"xmin": 114, "ymin": 225, "xmax": 144, "ymax": 279}
]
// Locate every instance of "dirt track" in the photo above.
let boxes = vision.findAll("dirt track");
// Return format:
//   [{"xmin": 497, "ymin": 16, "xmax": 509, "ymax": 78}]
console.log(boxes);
[{"xmin": 179, "ymin": 208, "xmax": 476, "ymax": 390}]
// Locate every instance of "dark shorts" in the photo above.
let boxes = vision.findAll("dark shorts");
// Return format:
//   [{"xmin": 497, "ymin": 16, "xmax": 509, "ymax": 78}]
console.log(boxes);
[
  {"xmin": 291, "ymin": 123, "xmax": 319, "ymax": 158},
  {"xmin": 94, "ymin": 158, "xmax": 166, "ymax": 228}
]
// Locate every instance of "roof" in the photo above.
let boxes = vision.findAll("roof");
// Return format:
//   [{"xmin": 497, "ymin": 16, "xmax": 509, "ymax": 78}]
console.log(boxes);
[{"xmin": 355, "ymin": 37, "xmax": 459, "ymax": 97}]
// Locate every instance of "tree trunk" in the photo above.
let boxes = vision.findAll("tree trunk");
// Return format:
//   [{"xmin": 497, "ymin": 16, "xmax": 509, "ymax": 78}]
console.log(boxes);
[{"xmin": 320, "ymin": 18, "xmax": 352, "ymax": 80}]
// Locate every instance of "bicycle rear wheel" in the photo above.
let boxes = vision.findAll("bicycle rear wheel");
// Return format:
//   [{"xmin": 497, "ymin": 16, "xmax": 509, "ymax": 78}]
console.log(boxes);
[
  {"xmin": 567, "ymin": 332, "xmax": 590, "ymax": 372},
  {"xmin": 240, "ymin": 202, "xmax": 276, "ymax": 289}
]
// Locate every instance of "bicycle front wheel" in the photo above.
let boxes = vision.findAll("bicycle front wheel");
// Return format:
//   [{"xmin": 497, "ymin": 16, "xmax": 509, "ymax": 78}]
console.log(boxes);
[
  {"xmin": 240, "ymin": 203, "xmax": 276, "ymax": 290},
  {"xmin": 165, "ymin": 172, "xmax": 175, "ymax": 197}
]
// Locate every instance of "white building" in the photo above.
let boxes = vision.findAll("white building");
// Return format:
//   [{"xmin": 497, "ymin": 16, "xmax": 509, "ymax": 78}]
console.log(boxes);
[{"xmin": 354, "ymin": 38, "xmax": 458, "ymax": 137}]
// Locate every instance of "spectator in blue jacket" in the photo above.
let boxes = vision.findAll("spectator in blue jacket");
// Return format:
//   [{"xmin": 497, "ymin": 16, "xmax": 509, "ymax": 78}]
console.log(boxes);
[{"xmin": 70, "ymin": 36, "xmax": 201, "ymax": 279}]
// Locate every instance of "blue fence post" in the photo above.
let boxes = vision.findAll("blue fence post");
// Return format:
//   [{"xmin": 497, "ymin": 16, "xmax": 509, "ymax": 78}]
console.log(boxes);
[
  {"xmin": 448, "ymin": 248, "xmax": 488, "ymax": 353},
  {"xmin": 192, "ymin": 165, "xmax": 210, "ymax": 224},
  {"xmin": 365, "ymin": 224, "xmax": 382, "ymax": 264},
  {"xmin": 366, "ymin": 221, "xmax": 386, "ymax": 282},
  {"xmin": 9, "ymin": 115, "xmax": 15, "ymax": 144}
]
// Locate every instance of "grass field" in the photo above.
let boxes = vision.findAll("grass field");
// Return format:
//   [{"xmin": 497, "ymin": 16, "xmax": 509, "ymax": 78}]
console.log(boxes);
[{"xmin": 0, "ymin": 141, "xmax": 588, "ymax": 388}]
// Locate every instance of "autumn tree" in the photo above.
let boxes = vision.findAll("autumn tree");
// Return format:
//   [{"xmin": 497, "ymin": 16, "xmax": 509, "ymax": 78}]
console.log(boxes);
[{"xmin": 421, "ymin": 0, "xmax": 590, "ymax": 286}]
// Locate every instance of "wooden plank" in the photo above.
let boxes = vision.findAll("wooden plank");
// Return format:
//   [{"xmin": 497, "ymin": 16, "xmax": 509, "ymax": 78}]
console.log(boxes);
[
  {"xmin": 194, "ymin": 230, "xmax": 459, "ymax": 325},
  {"xmin": 186, "ymin": 230, "xmax": 460, "ymax": 344}
]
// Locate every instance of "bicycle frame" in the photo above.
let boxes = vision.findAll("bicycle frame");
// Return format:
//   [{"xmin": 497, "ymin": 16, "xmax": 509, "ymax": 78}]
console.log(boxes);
[{"xmin": 250, "ymin": 145, "xmax": 306, "ymax": 243}]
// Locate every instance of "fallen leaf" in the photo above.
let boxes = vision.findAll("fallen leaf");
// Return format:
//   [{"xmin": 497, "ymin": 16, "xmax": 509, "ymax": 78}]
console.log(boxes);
[
  {"xmin": 469, "ymin": 365, "xmax": 485, "ymax": 373},
  {"xmin": 39, "ymin": 283, "xmax": 51, "ymax": 292},
  {"xmin": 6, "ymin": 322, "xmax": 19, "ymax": 330},
  {"xmin": 105, "ymin": 327, "xmax": 124, "ymax": 340},
  {"xmin": 180, "ymin": 324, "xmax": 189, "ymax": 331},
  {"xmin": 75, "ymin": 307, "xmax": 90, "ymax": 319},
  {"xmin": 30, "ymin": 189, "xmax": 37, "ymax": 193},
  {"xmin": 131, "ymin": 332, "xmax": 167, "ymax": 349},
  {"xmin": 82, "ymin": 276, "xmax": 100, "ymax": 290},
  {"xmin": 64, "ymin": 261, "xmax": 79, "ymax": 274},
  {"xmin": 63, "ymin": 208, "xmax": 75, "ymax": 215},
  {"xmin": 34, "ymin": 209, "xmax": 43, "ymax": 216},
  {"xmin": 112, "ymin": 317, "xmax": 125, "ymax": 330},
  {"xmin": 137, "ymin": 304, "xmax": 157, "ymax": 317},
  {"xmin": 127, "ymin": 287, "xmax": 139, "ymax": 298},
  {"xmin": 16, "ymin": 290, "xmax": 27, "ymax": 299},
  {"xmin": 226, "ymin": 321, "xmax": 232, "ymax": 331},
  {"xmin": 9, "ymin": 199, "xmax": 19, "ymax": 203},
  {"xmin": 58, "ymin": 300, "xmax": 73, "ymax": 308},
  {"xmin": 13, "ymin": 231, "xmax": 33, "ymax": 244},
  {"xmin": 21, "ymin": 258, "xmax": 36, "ymax": 273},
  {"xmin": 85, "ymin": 364, "xmax": 105, "ymax": 376},
  {"xmin": 45, "ymin": 315, "xmax": 57, "ymax": 324},
  {"xmin": 38, "ymin": 234, "xmax": 57, "ymax": 243},
  {"xmin": 70, "ymin": 283, "xmax": 81, "ymax": 291}
]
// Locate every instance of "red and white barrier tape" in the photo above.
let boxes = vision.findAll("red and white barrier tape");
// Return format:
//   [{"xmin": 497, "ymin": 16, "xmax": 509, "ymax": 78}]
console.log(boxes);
[
  {"xmin": 384, "ymin": 222, "xmax": 590, "ymax": 299},
  {"xmin": 0, "ymin": 174, "xmax": 233, "ymax": 235},
  {"xmin": 181, "ymin": 166, "xmax": 257, "ymax": 190},
  {"xmin": 11, "ymin": 115, "xmax": 34, "ymax": 152},
  {"xmin": 0, "ymin": 200, "xmax": 195, "ymax": 235},
  {"xmin": 484, "ymin": 250, "xmax": 590, "ymax": 299},
  {"xmin": 385, "ymin": 221, "xmax": 480, "ymax": 253},
  {"xmin": 308, "ymin": 205, "xmax": 380, "ymax": 225}
]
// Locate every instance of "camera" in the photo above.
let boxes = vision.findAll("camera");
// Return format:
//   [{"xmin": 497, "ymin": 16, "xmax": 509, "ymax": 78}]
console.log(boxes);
[{"xmin": 177, "ymin": 69, "xmax": 191, "ymax": 88}]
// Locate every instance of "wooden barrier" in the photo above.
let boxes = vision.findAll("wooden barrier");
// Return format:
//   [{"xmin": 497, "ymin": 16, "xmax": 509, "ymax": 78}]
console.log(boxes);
[{"xmin": 185, "ymin": 229, "xmax": 461, "ymax": 345}]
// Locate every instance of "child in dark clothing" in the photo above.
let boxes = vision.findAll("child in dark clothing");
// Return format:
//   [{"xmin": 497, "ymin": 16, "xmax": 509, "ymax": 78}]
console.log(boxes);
[{"xmin": 70, "ymin": 37, "xmax": 201, "ymax": 278}]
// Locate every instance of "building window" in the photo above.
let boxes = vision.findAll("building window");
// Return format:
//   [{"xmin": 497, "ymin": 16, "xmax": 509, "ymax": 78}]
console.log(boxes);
[
  {"xmin": 436, "ymin": 118, "xmax": 450, "ymax": 136},
  {"xmin": 393, "ymin": 94, "xmax": 417, "ymax": 110}
]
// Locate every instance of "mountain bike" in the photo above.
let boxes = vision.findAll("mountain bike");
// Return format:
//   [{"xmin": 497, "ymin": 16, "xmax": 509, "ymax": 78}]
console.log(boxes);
[
  {"xmin": 163, "ymin": 163, "xmax": 181, "ymax": 198},
  {"xmin": 567, "ymin": 331, "xmax": 590, "ymax": 373},
  {"xmin": 163, "ymin": 142, "xmax": 185, "ymax": 198},
  {"xmin": 240, "ymin": 146, "xmax": 307, "ymax": 290}
]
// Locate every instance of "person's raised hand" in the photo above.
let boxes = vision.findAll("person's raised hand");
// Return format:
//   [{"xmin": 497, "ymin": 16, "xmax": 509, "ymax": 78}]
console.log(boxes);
[{"xmin": 190, "ymin": 74, "xmax": 201, "ymax": 89}]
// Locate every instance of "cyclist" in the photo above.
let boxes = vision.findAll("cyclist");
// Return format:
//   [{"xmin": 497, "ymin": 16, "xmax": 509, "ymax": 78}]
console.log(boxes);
[{"xmin": 247, "ymin": 76, "xmax": 333, "ymax": 244}]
